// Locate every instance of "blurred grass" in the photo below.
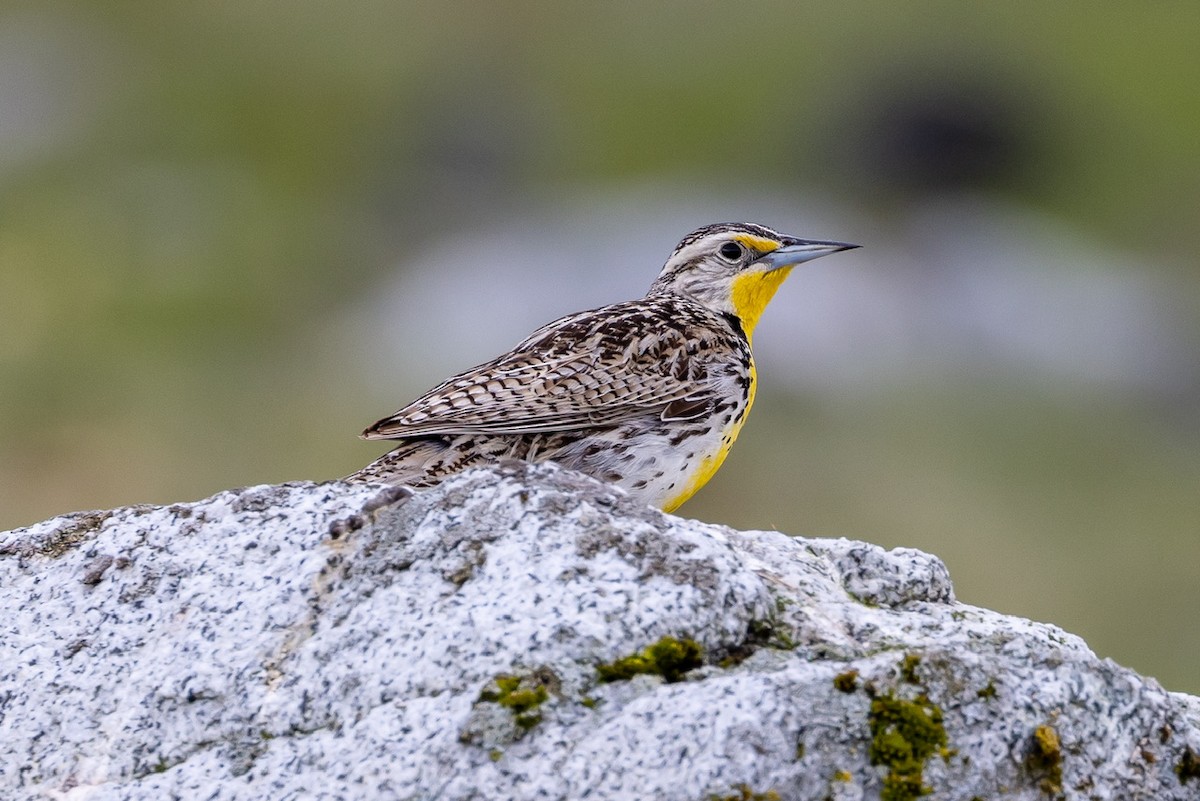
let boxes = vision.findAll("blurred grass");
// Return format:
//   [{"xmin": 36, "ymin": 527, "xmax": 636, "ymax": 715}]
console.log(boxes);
[{"xmin": 0, "ymin": 1, "xmax": 1197, "ymax": 692}]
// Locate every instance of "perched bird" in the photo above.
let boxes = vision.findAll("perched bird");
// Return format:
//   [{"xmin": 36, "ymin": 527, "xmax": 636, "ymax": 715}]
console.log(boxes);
[{"xmin": 352, "ymin": 222, "xmax": 857, "ymax": 511}]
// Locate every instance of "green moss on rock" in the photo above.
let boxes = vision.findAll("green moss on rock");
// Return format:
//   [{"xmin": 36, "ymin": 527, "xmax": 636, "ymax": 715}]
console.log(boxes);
[
  {"xmin": 1179, "ymin": 746, "xmax": 1200, "ymax": 784},
  {"xmin": 868, "ymin": 693, "xmax": 949, "ymax": 801},
  {"xmin": 478, "ymin": 672, "xmax": 552, "ymax": 730},
  {"xmin": 833, "ymin": 670, "xmax": 860, "ymax": 693},
  {"xmin": 899, "ymin": 653, "xmax": 922, "ymax": 684},
  {"xmin": 597, "ymin": 636, "xmax": 704, "ymax": 683},
  {"xmin": 1028, "ymin": 723, "xmax": 1063, "ymax": 796}
]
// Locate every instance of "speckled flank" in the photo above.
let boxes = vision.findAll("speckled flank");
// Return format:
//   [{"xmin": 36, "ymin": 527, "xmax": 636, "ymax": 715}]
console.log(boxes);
[{"xmin": 1, "ymin": 464, "xmax": 1197, "ymax": 800}]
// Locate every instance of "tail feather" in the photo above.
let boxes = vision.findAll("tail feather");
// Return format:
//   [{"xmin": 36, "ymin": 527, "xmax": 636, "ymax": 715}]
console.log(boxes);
[{"xmin": 345, "ymin": 439, "xmax": 448, "ymax": 485}]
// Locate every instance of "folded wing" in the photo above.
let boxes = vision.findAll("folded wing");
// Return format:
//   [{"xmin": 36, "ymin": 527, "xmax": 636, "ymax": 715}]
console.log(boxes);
[{"xmin": 362, "ymin": 302, "xmax": 723, "ymax": 440}]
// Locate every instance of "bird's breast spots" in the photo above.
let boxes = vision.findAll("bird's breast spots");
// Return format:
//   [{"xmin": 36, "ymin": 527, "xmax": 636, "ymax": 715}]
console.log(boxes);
[
  {"xmin": 745, "ymin": 356, "xmax": 758, "ymax": 416},
  {"xmin": 730, "ymin": 266, "xmax": 793, "ymax": 339},
  {"xmin": 661, "ymin": 362, "xmax": 756, "ymax": 513}
]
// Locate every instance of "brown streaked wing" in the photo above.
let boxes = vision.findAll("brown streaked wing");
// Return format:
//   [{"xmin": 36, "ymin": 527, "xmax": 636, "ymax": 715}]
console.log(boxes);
[{"xmin": 362, "ymin": 302, "xmax": 719, "ymax": 440}]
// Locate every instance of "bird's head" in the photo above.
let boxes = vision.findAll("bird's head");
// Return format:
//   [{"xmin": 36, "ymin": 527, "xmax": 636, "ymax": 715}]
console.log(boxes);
[{"xmin": 648, "ymin": 222, "xmax": 858, "ymax": 339}]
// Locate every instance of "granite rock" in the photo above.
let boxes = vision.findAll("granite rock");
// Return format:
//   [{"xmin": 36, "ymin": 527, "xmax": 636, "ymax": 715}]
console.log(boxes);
[{"xmin": 1, "ymin": 462, "xmax": 1197, "ymax": 800}]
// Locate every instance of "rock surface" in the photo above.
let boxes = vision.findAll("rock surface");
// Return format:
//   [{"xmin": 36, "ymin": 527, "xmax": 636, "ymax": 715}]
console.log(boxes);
[{"xmin": 2, "ymin": 462, "xmax": 1198, "ymax": 801}]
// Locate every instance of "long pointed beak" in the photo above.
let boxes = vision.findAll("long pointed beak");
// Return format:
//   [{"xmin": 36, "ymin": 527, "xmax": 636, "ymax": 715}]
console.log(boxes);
[{"xmin": 756, "ymin": 239, "xmax": 859, "ymax": 271}]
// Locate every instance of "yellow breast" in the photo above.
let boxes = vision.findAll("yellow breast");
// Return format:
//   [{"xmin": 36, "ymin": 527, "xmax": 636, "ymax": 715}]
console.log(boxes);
[{"xmin": 660, "ymin": 357, "xmax": 757, "ymax": 513}]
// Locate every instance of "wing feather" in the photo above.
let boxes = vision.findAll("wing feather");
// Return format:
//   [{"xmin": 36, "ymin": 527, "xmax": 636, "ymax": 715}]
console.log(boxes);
[{"xmin": 361, "ymin": 299, "xmax": 731, "ymax": 440}]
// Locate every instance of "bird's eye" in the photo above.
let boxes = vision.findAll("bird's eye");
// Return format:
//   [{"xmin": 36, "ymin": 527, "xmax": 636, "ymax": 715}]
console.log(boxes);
[{"xmin": 718, "ymin": 241, "xmax": 744, "ymax": 262}]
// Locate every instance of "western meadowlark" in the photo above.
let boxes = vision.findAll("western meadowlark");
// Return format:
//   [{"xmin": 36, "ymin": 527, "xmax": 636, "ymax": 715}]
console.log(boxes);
[{"xmin": 351, "ymin": 222, "xmax": 857, "ymax": 511}]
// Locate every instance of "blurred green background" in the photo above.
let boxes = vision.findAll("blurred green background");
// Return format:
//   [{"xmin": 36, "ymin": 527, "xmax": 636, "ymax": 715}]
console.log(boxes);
[{"xmin": 1, "ymin": 2, "xmax": 1197, "ymax": 693}]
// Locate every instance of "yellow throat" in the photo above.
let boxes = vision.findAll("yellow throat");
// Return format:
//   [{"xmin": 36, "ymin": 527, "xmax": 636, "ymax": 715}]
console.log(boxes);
[
  {"xmin": 661, "ymin": 265, "xmax": 791, "ymax": 512},
  {"xmin": 730, "ymin": 265, "xmax": 794, "ymax": 341}
]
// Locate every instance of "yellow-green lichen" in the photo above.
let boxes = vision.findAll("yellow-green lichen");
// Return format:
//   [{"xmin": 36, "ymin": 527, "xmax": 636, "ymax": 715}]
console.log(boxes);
[
  {"xmin": 1179, "ymin": 746, "xmax": 1200, "ymax": 785},
  {"xmin": 899, "ymin": 653, "xmax": 922, "ymax": 684},
  {"xmin": 833, "ymin": 669, "xmax": 859, "ymax": 693},
  {"xmin": 833, "ymin": 769, "xmax": 853, "ymax": 782},
  {"xmin": 868, "ymin": 693, "xmax": 949, "ymax": 801},
  {"xmin": 1028, "ymin": 724, "xmax": 1063, "ymax": 796},
  {"xmin": 597, "ymin": 636, "xmax": 704, "ymax": 683},
  {"xmin": 478, "ymin": 673, "xmax": 550, "ymax": 730},
  {"xmin": 975, "ymin": 681, "xmax": 997, "ymax": 700},
  {"xmin": 707, "ymin": 785, "xmax": 780, "ymax": 801}
]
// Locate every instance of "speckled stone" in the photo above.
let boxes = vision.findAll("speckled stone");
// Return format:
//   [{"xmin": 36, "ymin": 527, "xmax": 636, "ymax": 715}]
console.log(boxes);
[{"xmin": 1, "ymin": 463, "xmax": 1197, "ymax": 800}]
